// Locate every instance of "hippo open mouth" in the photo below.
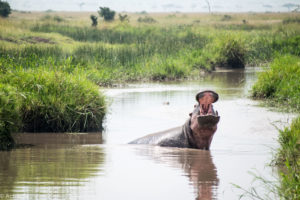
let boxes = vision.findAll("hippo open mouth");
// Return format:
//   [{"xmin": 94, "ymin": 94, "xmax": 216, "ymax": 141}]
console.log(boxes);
[
  {"xmin": 193, "ymin": 90, "xmax": 220, "ymax": 128},
  {"xmin": 129, "ymin": 90, "xmax": 220, "ymax": 150},
  {"xmin": 197, "ymin": 114, "xmax": 220, "ymax": 128}
]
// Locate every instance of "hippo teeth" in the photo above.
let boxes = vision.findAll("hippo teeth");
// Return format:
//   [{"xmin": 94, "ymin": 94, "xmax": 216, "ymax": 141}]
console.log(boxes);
[{"xmin": 199, "ymin": 110, "xmax": 218, "ymax": 116}]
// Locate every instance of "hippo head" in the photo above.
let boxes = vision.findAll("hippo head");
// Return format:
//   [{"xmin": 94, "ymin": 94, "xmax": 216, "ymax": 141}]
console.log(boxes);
[{"xmin": 190, "ymin": 90, "xmax": 220, "ymax": 150}]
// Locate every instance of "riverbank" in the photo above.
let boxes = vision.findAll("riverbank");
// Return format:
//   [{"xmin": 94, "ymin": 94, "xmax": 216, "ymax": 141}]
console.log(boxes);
[
  {"xmin": 1, "ymin": 11, "xmax": 300, "ymax": 149},
  {"xmin": 0, "ymin": 69, "xmax": 106, "ymax": 150},
  {"xmin": 252, "ymin": 55, "xmax": 300, "ymax": 199}
]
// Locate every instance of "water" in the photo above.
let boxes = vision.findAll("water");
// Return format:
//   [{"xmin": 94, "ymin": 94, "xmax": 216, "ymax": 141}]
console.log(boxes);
[{"xmin": 0, "ymin": 68, "xmax": 295, "ymax": 200}]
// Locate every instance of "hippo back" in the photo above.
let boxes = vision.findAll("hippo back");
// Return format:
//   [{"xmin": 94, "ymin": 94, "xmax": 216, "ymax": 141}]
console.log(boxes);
[{"xmin": 129, "ymin": 126, "xmax": 188, "ymax": 148}]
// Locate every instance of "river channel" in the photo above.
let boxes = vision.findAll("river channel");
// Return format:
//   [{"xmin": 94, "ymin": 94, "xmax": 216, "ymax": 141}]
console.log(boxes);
[{"xmin": 0, "ymin": 68, "xmax": 295, "ymax": 200}]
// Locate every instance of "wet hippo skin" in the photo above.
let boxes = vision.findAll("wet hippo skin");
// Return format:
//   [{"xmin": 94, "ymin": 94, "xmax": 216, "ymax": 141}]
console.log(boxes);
[{"xmin": 129, "ymin": 90, "xmax": 220, "ymax": 150}]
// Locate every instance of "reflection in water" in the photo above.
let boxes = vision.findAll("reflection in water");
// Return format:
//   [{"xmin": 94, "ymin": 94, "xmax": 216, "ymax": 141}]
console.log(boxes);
[
  {"xmin": 0, "ymin": 145, "xmax": 105, "ymax": 200},
  {"xmin": 12, "ymin": 132, "xmax": 103, "ymax": 145},
  {"xmin": 0, "ymin": 68, "xmax": 291, "ymax": 200},
  {"xmin": 103, "ymin": 68, "xmax": 256, "ymax": 145},
  {"xmin": 133, "ymin": 146, "xmax": 218, "ymax": 200}
]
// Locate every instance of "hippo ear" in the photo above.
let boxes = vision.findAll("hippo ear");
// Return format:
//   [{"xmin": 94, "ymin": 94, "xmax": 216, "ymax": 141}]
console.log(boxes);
[{"xmin": 196, "ymin": 90, "xmax": 219, "ymax": 103}]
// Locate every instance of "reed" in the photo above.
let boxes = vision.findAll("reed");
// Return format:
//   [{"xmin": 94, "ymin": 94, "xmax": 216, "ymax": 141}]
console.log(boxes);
[
  {"xmin": 252, "ymin": 55, "xmax": 300, "ymax": 111},
  {"xmin": 1, "ymin": 11, "xmax": 300, "ymax": 141},
  {"xmin": 0, "ymin": 69, "xmax": 106, "ymax": 133},
  {"xmin": 251, "ymin": 55, "xmax": 300, "ymax": 200},
  {"xmin": 0, "ymin": 83, "xmax": 20, "ymax": 150}
]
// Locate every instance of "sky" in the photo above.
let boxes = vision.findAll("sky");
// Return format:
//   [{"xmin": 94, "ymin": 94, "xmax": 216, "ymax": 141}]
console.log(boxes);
[{"xmin": 6, "ymin": 0, "xmax": 300, "ymax": 12}]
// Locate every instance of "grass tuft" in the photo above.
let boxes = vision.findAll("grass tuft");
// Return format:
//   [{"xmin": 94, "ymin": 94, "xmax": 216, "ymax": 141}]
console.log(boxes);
[{"xmin": 0, "ymin": 70, "xmax": 106, "ymax": 133}]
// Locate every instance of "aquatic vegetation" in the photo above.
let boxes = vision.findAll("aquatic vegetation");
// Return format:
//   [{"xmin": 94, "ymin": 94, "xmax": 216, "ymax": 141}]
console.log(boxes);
[
  {"xmin": 272, "ymin": 35, "xmax": 300, "ymax": 57},
  {"xmin": 200, "ymin": 34, "xmax": 246, "ymax": 69},
  {"xmin": 0, "ymin": 84, "xmax": 20, "ymax": 150},
  {"xmin": 0, "ymin": 12, "xmax": 299, "ymax": 147},
  {"xmin": 251, "ymin": 55, "xmax": 300, "ymax": 200},
  {"xmin": 277, "ymin": 117, "xmax": 300, "ymax": 167},
  {"xmin": 252, "ymin": 55, "xmax": 300, "ymax": 111},
  {"xmin": 0, "ymin": 70, "xmax": 106, "ymax": 132}
]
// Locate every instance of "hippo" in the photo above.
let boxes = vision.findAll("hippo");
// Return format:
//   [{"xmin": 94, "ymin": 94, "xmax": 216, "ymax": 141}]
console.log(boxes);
[{"xmin": 129, "ymin": 90, "xmax": 220, "ymax": 150}]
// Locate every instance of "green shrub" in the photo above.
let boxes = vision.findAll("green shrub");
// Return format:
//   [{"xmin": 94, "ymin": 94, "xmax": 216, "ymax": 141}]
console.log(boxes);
[
  {"xmin": 149, "ymin": 56, "xmax": 190, "ymax": 80},
  {"xmin": 40, "ymin": 15, "xmax": 52, "ymax": 21},
  {"xmin": 119, "ymin": 14, "xmax": 129, "ymax": 22},
  {"xmin": 98, "ymin": 7, "xmax": 115, "ymax": 21},
  {"xmin": 245, "ymin": 34, "xmax": 274, "ymax": 64},
  {"xmin": 276, "ymin": 117, "xmax": 300, "ymax": 199},
  {"xmin": 282, "ymin": 17, "xmax": 300, "ymax": 24},
  {"xmin": 221, "ymin": 15, "xmax": 232, "ymax": 21},
  {"xmin": 137, "ymin": 16, "xmax": 157, "ymax": 23},
  {"xmin": 252, "ymin": 55, "xmax": 300, "ymax": 111},
  {"xmin": 0, "ymin": 70, "xmax": 106, "ymax": 132},
  {"xmin": 277, "ymin": 117, "xmax": 300, "ymax": 166},
  {"xmin": 0, "ymin": 84, "xmax": 20, "ymax": 150},
  {"xmin": 90, "ymin": 15, "xmax": 98, "ymax": 27},
  {"xmin": 40, "ymin": 15, "xmax": 64, "ymax": 22},
  {"xmin": 272, "ymin": 35, "xmax": 300, "ymax": 56},
  {"xmin": 202, "ymin": 35, "xmax": 246, "ymax": 69}
]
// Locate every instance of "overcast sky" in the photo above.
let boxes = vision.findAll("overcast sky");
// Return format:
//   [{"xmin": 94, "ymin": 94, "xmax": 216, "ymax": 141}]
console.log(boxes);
[{"xmin": 6, "ymin": 0, "xmax": 300, "ymax": 12}]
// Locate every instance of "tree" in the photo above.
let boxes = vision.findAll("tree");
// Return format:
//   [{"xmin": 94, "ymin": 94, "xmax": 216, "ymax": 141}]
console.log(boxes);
[
  {"xmin": 119, "ymin": 14, "xmax": 129, "ymax": 22},
  {"xmin": 205, "ymin": 0, "xmax": 211, "ymax": 13},
  {"xmin": 0, "ymin": 0, "xmax": 11, "ymax": 18},
  {"xmin": 98, "ymin": 7, "xmax": 115, "ymax": 21},
  {"xmin": 282, "ymin": 3, "xmax": 298, "ymax": 11},
  {"xmin": 90, "ymin": 15, "xmax": 98, "ymax": 26}
]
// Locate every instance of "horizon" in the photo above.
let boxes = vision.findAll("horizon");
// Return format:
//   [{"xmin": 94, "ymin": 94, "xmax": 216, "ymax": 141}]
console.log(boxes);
[{"xmin": 6, "ymin": 0, "xmax": 300, "ymax": 13}]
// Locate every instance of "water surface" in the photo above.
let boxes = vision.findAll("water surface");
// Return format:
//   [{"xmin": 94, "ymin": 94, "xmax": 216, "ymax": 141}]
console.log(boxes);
[{"xmin": 0, "ymin": 68, "xmax": 294, "ymax": 200}]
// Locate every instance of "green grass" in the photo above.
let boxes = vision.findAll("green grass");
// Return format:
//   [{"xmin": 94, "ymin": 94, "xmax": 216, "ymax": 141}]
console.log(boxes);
[
  {"xmin": 0, "ymin": 69, "xmax": 106, "ymax": 133},
  {"xmin": 282, "ymin": 17, "xmax": 300, "ymax": 24},
  {"xmin": 251, "ymin": 55, "xmax": 300, "ymax": 200},
  {"xmin": 0, "ymin": 11, "xmax": 300, "ymax": 150},
  {"xmin": 0, "ymin": 83, "xmax": 20, "ymax": 150},
  {"xmin": 276, "ymin": 117, "xmax": 300, "ymax": 200},
  {"xmin": 252, "ymin": 55, "xmax": 300, "ymax": 111}
]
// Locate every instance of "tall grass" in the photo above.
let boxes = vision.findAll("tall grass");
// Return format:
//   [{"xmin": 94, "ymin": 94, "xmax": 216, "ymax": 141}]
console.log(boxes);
[
  {"xmin": 251, "ymin": 55, "xmax": 300, "ymax": 200},
  {"xmin": 0, "ymin": 83, "xmax": 20, "ymax": 150},
  {"xmin": 272, "ymin": 35, "xmax": 300, "ymax": 57},
  {"xmin": 0, "ymin": 69, "xmax": 106, "ymax": 133},
  {"xmin": 1, "ymin": 12, "xmax": 300, "ymax": 150},
  {"xmin": 252, "ymin": 55, "xmax": 300, "ymax": 111},
  {"xmin": 30, "ymin": 23, "xmax": 208, "ymax": 48},
  {"xmin": 202, "ymin": 34, "xmax": 246, "ymax": 69}
]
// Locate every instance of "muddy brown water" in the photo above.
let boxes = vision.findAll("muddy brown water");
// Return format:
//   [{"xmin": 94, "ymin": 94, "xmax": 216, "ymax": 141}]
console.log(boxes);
[{"xmin": 0, "ymin": 68, "xmax": 295, "ymax": 200}]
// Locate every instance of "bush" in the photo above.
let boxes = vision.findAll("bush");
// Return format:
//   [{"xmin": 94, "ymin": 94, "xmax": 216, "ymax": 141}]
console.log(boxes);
[
  {"xmin": 53, "ymin": 15, "xmax": 64, "ymax": 22},
  {"xmin": 90, "ymin": 15, "xmax": 98, "ymax": 27},
  {"xmin": 252, "ymin": 55, "xmax": 300, "ymax": 111},
  {"xmin": 98, "ymin": 7, "xmax": 115, "ymax": 21},
  {"xmin": 221, "ymin": 15, "xmax": 232, "ymax": 21},
  {"xmin": 272, "ymin": 35, "xmax": 300, "ymax": 56},
  {"xmin": 0, "ymin": 0, "xmax": 11, "ymax": 18},
  {"xmin": 0, "ymin": 70, "xmax": 107, "ymax": 132},
  {"xmin": 276, "ymin": 117, "xmax": 300, "ymax": 199},
  {"xmin": 137, "ymin": 16, "xmax": 157, "ymax": 23},
  {"xmin": 119, "ymin": 14, "xmax": 129, "ymax": 22},
  {"xmin": 202, "ymin": 35, "xmax": 246, "ymax": 69},
  {"xmin": 0, "ymin": 84, "xmax": 20, "ymax": 150},
  {"xmin": 282, "ymin": 17, "xmax": 300, "ymax": 24}
]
